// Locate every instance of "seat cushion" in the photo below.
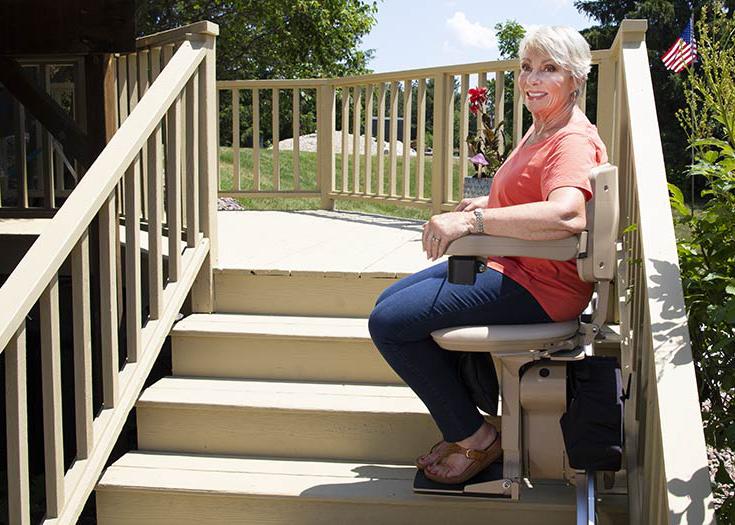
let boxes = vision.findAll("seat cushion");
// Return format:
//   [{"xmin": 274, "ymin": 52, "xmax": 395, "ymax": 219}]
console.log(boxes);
[{"xmin": 431, "ymin": 320, "xmax": 579, "ymax": 353}]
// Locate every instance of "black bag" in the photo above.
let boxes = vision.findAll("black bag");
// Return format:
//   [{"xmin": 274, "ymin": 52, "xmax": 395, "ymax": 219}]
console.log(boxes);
[
  {"xmin": 559, "ymin": 355, "xmax": 629, "ymax": 471},
  {"xmin": 457, "ymin": 351, "xmax": 499, "ymax": 416}
]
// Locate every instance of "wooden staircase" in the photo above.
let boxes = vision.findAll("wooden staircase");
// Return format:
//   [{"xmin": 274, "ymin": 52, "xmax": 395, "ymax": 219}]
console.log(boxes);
[{"xmin": 94, "ymin": 211, "xmax": 629, "ymax": 524}]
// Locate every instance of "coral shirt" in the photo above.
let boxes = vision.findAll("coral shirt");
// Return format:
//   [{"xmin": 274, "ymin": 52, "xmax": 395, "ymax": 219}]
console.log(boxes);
[{"xmin": 486, "ymin": 118, "xmax": 608, "ymax": 322}]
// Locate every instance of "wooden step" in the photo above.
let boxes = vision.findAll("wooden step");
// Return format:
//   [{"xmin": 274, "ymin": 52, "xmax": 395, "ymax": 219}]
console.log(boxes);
[
  {"xmin": 171, "ymin": 313, "xmax": 402, "ymax": 384},
  {"xmin": 96, "ymin": 452, "xmax": 628, "ymax": 525},
  {"xmin": 214, "ymin": 269, "xmax": 400, "ymax": 317},
  {"xmin": 137, "ymin": 377, "xmax": 501, "ymax": 463}
]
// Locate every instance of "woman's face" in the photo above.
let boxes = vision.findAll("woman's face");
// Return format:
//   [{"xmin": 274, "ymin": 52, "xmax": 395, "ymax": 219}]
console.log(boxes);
[{"xmin": 519, "ymin": 49, "xmax": 578, "ymax": 119}]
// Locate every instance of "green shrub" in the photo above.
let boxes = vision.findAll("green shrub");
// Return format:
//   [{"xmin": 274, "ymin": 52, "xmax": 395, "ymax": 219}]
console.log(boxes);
[{"xmin": 671, "ymin": 4, "xmax": 735, "ymax": 521}]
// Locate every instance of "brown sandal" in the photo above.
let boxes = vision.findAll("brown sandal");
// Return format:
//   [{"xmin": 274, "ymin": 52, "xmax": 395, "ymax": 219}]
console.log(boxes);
[
  {"xmin": 414, "ymin": 440, "xmax": 449, "ymax": 469},
  {"xmin": 424, "ymin": 432, "xmax": 501, "ymax": 485}
]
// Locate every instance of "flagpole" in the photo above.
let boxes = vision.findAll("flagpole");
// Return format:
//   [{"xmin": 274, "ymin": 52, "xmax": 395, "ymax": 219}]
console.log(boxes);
[{"xmin": 690, "ymin": 14, "xmax": 695, "ymax": 216}]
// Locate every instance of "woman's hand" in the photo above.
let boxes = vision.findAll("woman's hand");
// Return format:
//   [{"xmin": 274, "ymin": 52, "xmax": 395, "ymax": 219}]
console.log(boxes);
[
  {"xmin": 454, "ymin": 195, "xmax": 487, "ymax": 212},
  {"xmin": 422, "ymin": 212, "xmax": 475, "ymax": 261}
]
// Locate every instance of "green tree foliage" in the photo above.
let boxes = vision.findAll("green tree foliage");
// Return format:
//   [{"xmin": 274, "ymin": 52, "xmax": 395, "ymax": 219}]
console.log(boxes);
[
  {"xmin": 575, "ymin": 0, "xmax": 735, "ymax": 198},
  {"xmin": 137, "ymin": 0, "xmax": 380, "ymax": 147},
  {"xmin": 669, "ymin": 4, "xmax": 735, "ymax": 521}
]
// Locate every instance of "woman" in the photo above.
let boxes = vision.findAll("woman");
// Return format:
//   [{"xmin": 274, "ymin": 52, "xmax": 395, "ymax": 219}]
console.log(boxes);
[{"xmin": 368, "ymin": 25, "xmax": 608, "ymax": 485}]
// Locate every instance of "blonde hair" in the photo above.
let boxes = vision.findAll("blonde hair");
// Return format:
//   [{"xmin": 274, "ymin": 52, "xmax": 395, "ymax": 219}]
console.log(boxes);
[{"xmin": 519, "ymin": 26, "xmax": 592, "ymax": 87}]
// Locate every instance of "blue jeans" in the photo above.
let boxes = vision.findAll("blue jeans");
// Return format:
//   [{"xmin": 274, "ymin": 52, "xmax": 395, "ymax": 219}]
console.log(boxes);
[{"xmin": 368, "ymin": 261, "xmax": 552, "ymax": 442}]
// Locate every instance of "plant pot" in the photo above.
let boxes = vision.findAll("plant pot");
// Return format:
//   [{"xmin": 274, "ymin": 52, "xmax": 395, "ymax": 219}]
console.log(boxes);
[{"xmin": 463, "ymin": 176, "xmax": 492, "ymax": 199}]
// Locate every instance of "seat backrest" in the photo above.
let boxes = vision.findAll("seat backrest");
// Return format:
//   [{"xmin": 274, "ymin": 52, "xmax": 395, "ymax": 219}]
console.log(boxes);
[{"xmin": 577, "ymin": 164, "xmax": 619, "ymax": 283}]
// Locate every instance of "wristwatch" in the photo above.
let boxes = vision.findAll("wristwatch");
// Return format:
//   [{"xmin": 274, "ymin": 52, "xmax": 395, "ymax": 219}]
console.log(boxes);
[{"xmin": 474, "ymin": 208, "xmax": 484, "ymax": 234}]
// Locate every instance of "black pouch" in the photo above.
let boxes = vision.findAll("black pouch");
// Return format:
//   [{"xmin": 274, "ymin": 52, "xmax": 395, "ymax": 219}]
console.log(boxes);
[
  {"xmin": 457, "ymin": 351, "xmax": 499, "ymax": 416},
  {"xmin": 559, "ymin": 355, "xmax": 629, "ymax": 471}
]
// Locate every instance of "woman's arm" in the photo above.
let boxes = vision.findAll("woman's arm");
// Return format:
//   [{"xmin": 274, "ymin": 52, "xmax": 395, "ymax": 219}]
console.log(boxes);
[{"xmin": 422, "ymin": 186, "xmax": 587, "ymax": 261}]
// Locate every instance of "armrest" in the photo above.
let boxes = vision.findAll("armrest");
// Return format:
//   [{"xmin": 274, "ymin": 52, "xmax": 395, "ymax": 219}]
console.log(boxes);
[{"xmin": 446, "ymin": 233, "xmax": 582, "ymax": 261}]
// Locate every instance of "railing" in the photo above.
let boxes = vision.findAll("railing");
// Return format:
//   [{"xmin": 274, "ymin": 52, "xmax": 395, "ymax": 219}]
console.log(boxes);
[
  {"xmin": 607, "ymin": 20, "xmax": 715, "ymax": 524},
  {"xmin": 217, "ymin": 55, "xmax": 600, "ymax": 215},
  {"xmin": 0, "ymin": 21, "xmax": 218, "ymax": 524},
  {"xmin": 0, "ymin": 58, "xmax": 86, "ymax": 211}
]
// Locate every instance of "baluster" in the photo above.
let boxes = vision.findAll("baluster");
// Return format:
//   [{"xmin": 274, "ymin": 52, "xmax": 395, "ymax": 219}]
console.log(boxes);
[
  {"xmin": 402, "ymin": 80, "xmax": 412, "ymax": 198},
  {"xmin": 363, "ymin": 84, "xmax": 374, "ymax": 195},
  {"xmin": 341, "ymin": 87, "xmax": 349, "ymax": 192},
  {"xmin": 232, "ymin": 88, "xmax": 240, "ymax": 191},
  {"xmin": 117, "ymin": 55, "xmax": 129, "ymax": 215},
  {"xmin": 416, "ymin": 78, "xmax": 426, "ymax": 200},
  {"xmin": 40, "ymin": 276, "xmax": 63, "ymax": 518},
  {"xmin": 138, "ymin": 50, "xmax": 150, "ymax": 222},
  {"xmin": 444, "ymin": 75, "xmax": 455, "ymax": 203},
  {"xmin": 376, "ymin": 84, "xmax": 386, "ymax": 196},
  {"xmin": 148, "ymin": 123, "xmax": 164, "ymax": 320},
  {"xmin": 41, "ymin": 64, "xmax": 55, "ymax": 209},
  {"xmin": 272, "ymin": 88, "xmax": 280, "ymax": 191},
  {"xmin": 125, "ymin": 159, "xmax": 142, "ymax": 362},
  {"xmin": 293, "ymin": 88, "xmax": 300, "ymax": 191},
  {"xmin": 13, "ymin": 100, "xmax": 28, "ymax": 208},
  {"xmin": 252, "ymin": 88, "xmax": 260, "ymax": 191},
  {"xmin": 459, "ymin": 74, "xmax": 469, "ymax": 196},
  {"xmin": 148, "ymin": 49, "xmax": 164, "ymax": 320},
  {"xmin": 6, "ymin": 323, "xmax": 30, "ymax": 525},
  {"xmin": 388, "ymin": 81, "xmax": 399, "ymax": 197},
  {"xmin": 352, "ymin": 86, "xmax": 361, "ymax": 193},
  {"xmin": 99, "ymin": 193, "xmax": 119, "ymax": 407},
  {"xmin": 166, "ymin": 94, "xmax": 182, "ymax": 282},
  {"xmin": 513, "ymin": 69, "xmax": 524, "ymax": 148},
  {"xmin": 71, "ymin": 231, "xmax": 93, "ymax": 459},
  {"xmin": 186, "ymin": 72, "xmax": 199, "ymax": 248},
  {"xmin": 494, "ymin": 71, "xmax": 505, "ymax": 156}
]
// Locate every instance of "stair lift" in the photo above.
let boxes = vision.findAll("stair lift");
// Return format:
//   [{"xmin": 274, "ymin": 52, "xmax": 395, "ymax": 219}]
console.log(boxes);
[{"xmin": 413, "ymin": 163, "xmax": 620, "ymax": 524}]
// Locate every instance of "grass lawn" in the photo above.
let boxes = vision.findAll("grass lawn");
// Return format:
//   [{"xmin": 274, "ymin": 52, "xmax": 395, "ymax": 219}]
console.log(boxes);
[{"xmin": 219, "ymin": 147, "xmax": 466, "ymax": 220}]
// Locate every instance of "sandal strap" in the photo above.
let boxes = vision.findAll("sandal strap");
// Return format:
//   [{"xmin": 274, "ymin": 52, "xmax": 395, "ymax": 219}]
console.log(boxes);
[
  {"xmin": 433, "ymin": 434, "xmax": 501, "ymax": 463},
  {"xmin": 433, "ymin": 443, "xmax": 488, "ymax": 463}
]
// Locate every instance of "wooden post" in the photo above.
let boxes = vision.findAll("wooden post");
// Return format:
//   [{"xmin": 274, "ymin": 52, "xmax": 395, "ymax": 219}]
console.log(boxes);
[
  {"xmin": 191, "ymin": 28, "xmax": 219, "ymax": 312},
  {"xmin": 317, "ymin": 84, "xmax": 335, "ymax": 210}
]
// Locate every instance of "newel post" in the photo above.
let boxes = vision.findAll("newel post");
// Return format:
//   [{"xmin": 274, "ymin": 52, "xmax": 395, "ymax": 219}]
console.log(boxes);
[
  {"xmin": 191, "ymin": 22, "xmax": 219, "ymax": 312},
  {"xmin": 318, "ymin": 82, "xmax": 336, "ymax": 210}
]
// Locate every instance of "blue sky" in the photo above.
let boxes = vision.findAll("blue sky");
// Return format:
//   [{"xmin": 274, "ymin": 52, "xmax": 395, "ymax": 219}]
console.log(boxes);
[{"xmin": 360, "ymin": 0, "xmax": 596, "ymax": 73}]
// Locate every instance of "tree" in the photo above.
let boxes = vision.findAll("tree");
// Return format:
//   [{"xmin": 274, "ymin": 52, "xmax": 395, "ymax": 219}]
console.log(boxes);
[
  {"xmin": 137, "ymin": 0, "xmax": 380, "ymax": 147},
  {"xmin": 574, "ymin": 0, "xmax": 735, "ymax": 198}
]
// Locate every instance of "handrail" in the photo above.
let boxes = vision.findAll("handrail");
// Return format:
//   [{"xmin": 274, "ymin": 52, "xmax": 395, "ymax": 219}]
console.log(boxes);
[
  {"xmin": 613, "ymin": 19, "xmax": 715, "ymax": 524},
  {"xmin": 0, "ymin": 40, "xmax": 204, "ymax": 353},
  {"xmin": 136, "ymin": 20, "xmax": 219, "ymax": 49},
  {"xmin": 1, "ymin": 21, "xmax": 219, "ymax": 524}
]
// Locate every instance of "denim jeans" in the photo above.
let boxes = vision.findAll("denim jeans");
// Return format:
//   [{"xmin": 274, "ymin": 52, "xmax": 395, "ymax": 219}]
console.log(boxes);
[{"xmin": 368, "ymin": 261, "xmax": 552, "ymax": 442}]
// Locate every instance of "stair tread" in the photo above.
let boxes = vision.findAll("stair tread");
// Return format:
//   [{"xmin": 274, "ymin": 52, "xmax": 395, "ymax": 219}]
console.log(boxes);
[
  {"xmin": 138, "ymin": 377, "xmax": 429, "ymax": 414},
  {"xmin": 173, "ymin": 313, "xmax": 370, "ymax": 340},
  {"xmin": 97, "ymin": 452, "xmax": 594, "ymax": 510}
]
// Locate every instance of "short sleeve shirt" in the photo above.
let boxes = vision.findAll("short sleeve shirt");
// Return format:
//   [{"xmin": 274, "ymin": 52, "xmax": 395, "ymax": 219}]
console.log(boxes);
[{"xmin": 486, "ymin": 117, "xmax": 608, "ymax": 322}]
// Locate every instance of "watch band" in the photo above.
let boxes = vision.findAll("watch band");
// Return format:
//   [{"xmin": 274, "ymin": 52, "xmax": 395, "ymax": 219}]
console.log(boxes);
[{"xmin": 474, "ymin": 208, "xmax": 484, "ymax": 234}]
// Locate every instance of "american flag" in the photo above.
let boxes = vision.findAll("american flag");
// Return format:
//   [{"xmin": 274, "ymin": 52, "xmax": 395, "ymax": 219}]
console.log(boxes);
[{"xmin": 662, "ymin": 19, "xmax": 697, "ymax": 73}]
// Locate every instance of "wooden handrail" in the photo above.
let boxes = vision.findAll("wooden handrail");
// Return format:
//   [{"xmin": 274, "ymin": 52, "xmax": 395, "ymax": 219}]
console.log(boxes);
[
  {"xmin": 0, "ymin": 40, "xmax": 205, "ymax": 353},
  {"xmin": 612, "ymin": 19, "xmax": 716, "ymax": 524}
]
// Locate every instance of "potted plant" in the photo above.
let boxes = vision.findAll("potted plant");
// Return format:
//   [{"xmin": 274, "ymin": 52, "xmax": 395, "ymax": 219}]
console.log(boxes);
[{"xmin": 465, "ymin": 86, "xmax": 507, "ymax": 198}]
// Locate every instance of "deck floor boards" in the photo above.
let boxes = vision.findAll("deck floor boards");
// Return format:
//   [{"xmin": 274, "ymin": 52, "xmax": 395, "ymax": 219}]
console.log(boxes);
[{"xmin": 217, "ymin": 210, "xmax": 437, "ymax": 276}]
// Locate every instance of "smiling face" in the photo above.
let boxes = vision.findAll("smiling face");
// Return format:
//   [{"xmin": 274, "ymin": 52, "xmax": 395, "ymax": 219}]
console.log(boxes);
[{"xmin": 519, "ymin": 49, "xmax": 578, "ymax": 120}]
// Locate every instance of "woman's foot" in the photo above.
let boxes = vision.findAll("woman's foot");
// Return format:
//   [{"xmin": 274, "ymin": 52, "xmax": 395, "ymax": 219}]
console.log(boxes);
[
  {"xmin": 425, "ymin": 422, "xmax": 499, "ymax": 480},
  {"xmin": 415, "ymin": 440, "xmax": 450, "ymax": 469}
]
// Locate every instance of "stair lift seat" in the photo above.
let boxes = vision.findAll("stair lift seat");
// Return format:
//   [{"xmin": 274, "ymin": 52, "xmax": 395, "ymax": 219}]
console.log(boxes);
[{"xmin": 413, "ymin": 163, "xmax": 619, "ymax": 507}]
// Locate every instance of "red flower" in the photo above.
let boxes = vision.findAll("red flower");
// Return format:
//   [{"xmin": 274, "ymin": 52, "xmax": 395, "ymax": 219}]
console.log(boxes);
[{"xmin": 468, "ymin": 86, "xmax": 488, "ymax": 108}]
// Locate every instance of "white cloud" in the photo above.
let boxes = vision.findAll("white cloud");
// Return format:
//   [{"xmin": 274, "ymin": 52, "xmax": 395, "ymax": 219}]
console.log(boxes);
[{"xmin": 446, "ymin": 11, "xmax": 497, "ymax": 50}]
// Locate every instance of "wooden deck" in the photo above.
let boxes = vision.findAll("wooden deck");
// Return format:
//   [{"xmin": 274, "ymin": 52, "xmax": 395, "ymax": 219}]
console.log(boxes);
[{"xmin": 217, "ymin": 209, "xmax": 437, "ymax": 277}]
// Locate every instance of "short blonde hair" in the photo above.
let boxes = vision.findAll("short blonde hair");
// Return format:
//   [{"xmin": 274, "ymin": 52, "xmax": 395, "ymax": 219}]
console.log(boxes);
[{"xmin": 519, "ymin": 26, "xmax": 592, "ymax": 87}]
